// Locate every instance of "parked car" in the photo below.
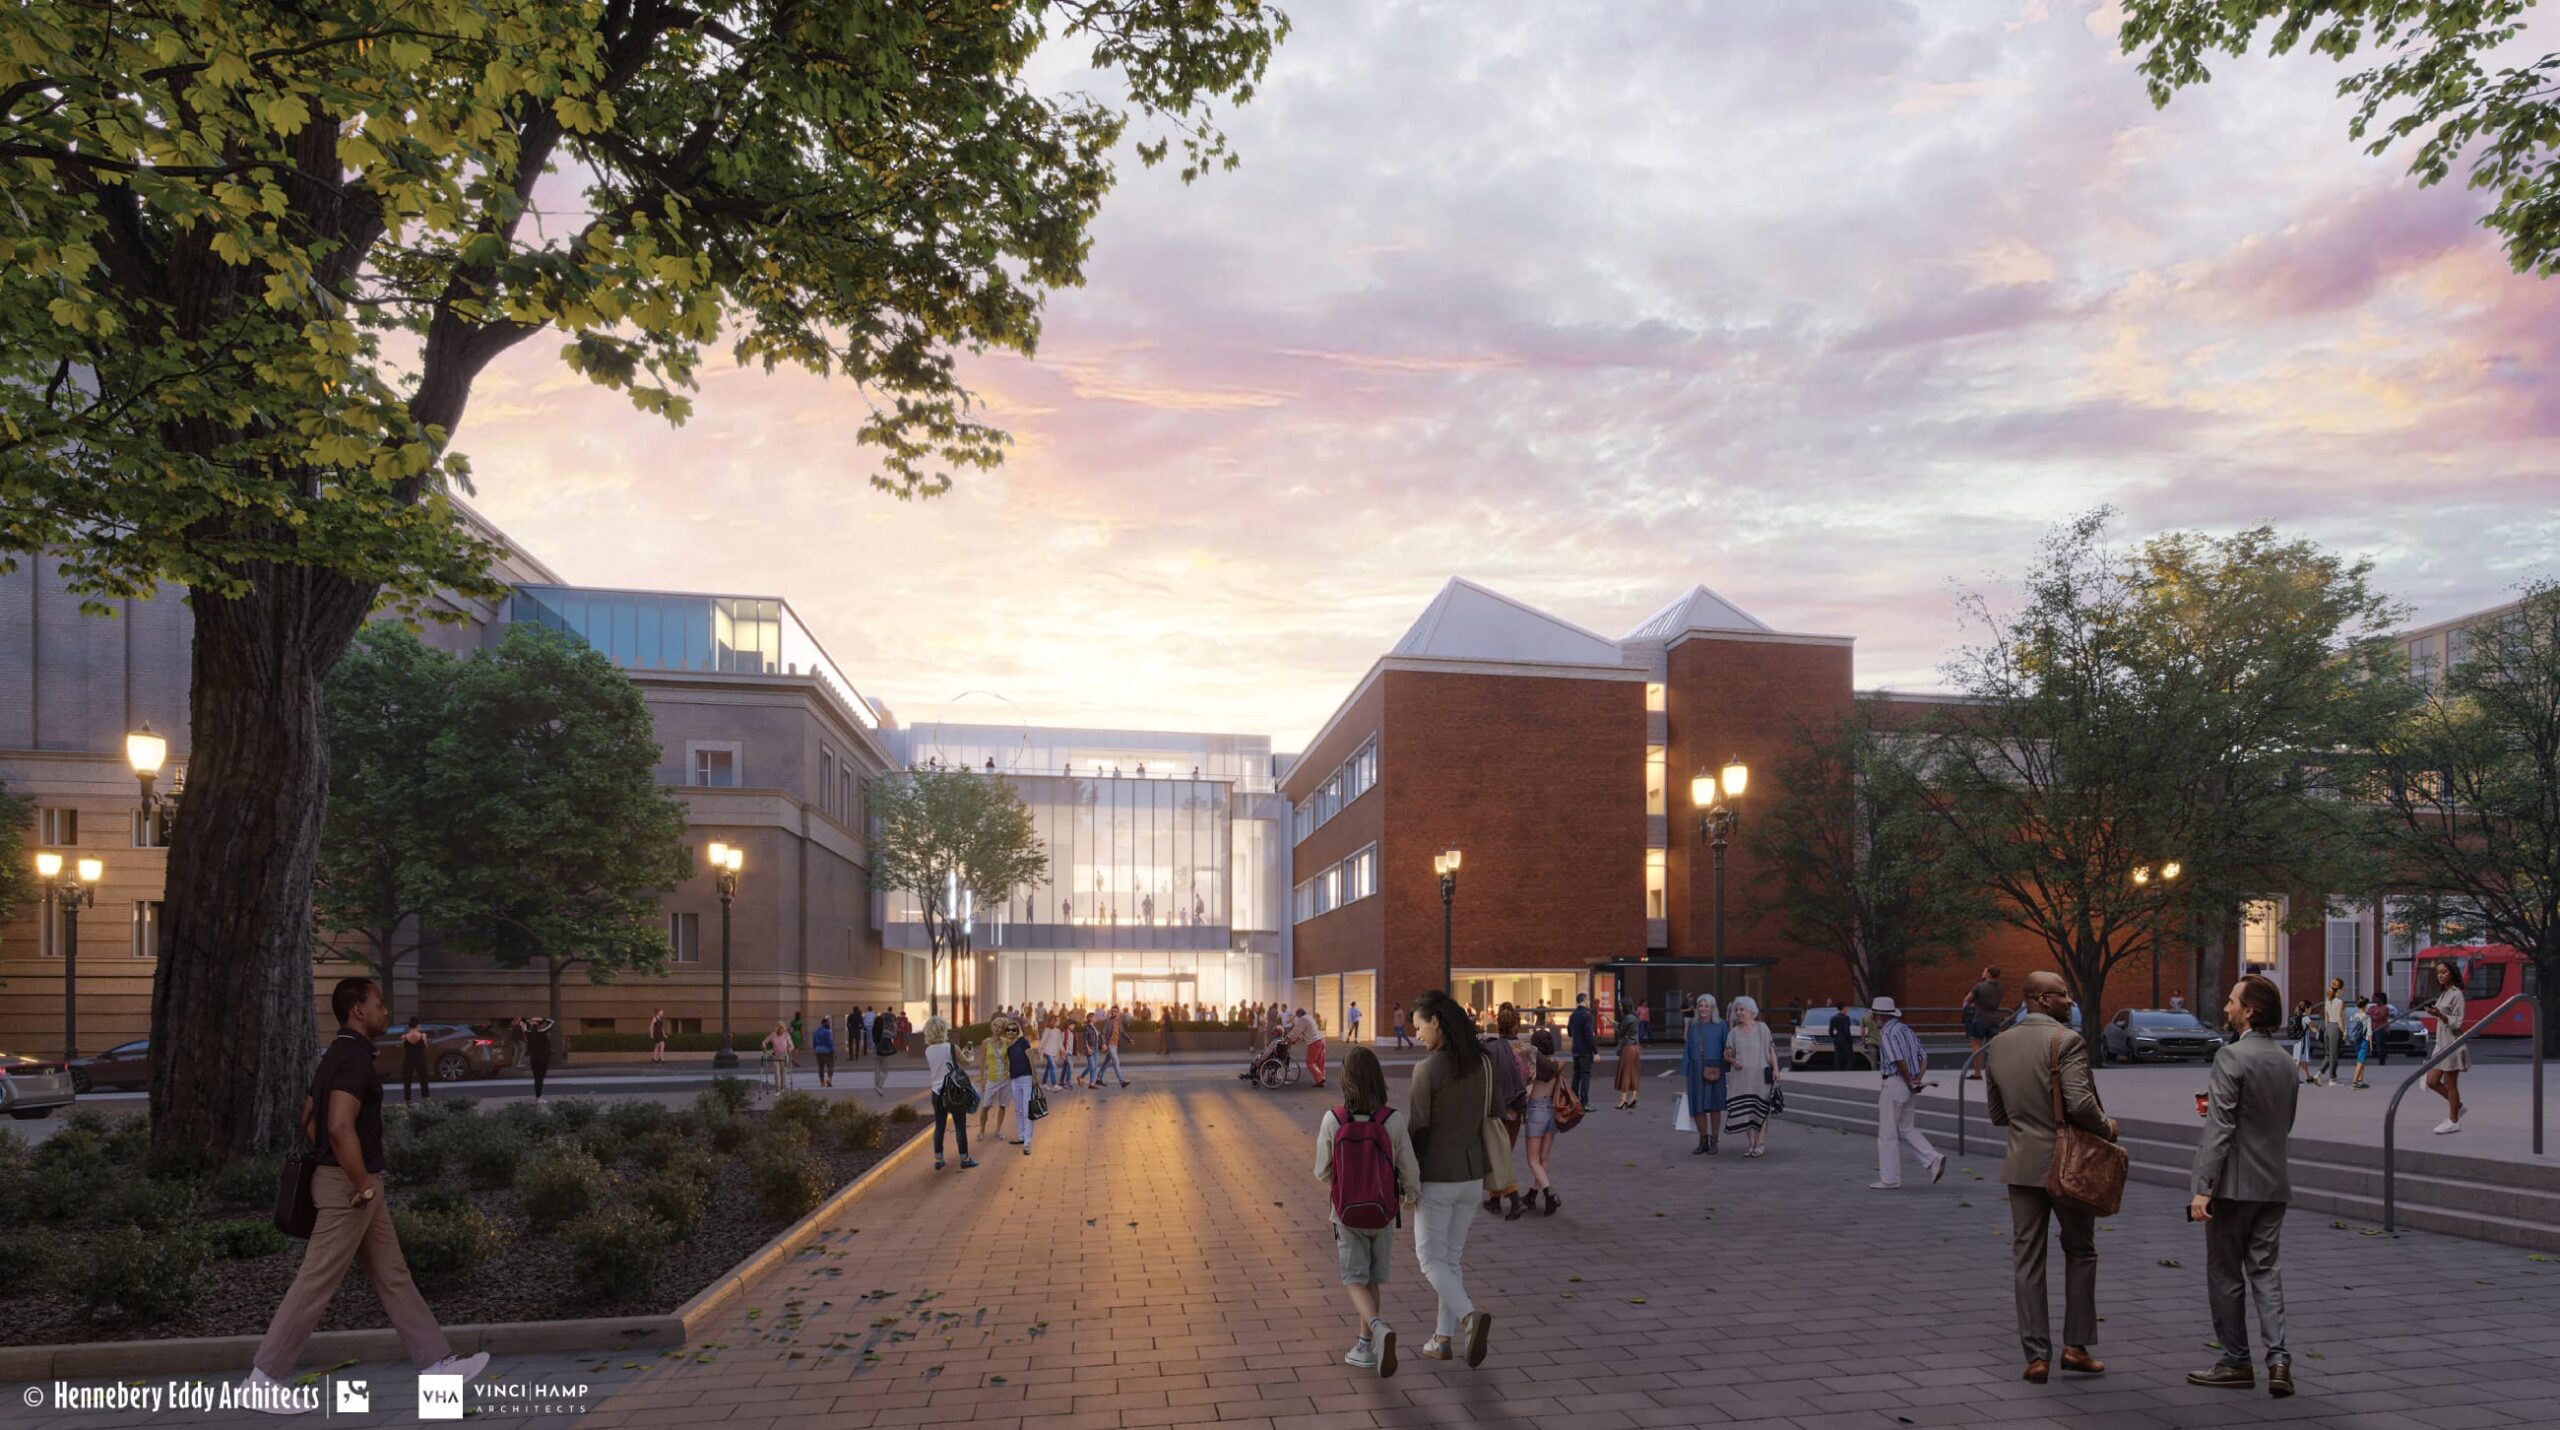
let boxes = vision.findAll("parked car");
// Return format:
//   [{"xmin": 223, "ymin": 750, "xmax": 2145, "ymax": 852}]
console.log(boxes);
[
  {"xmin": 1789, "ymin": 1007, "xmax": 1873, "ymax": 1069},
  {"xmin": 68, "ymin": 1038, "xmax": 151, "ymax": 1094},
  {"xmin": 2099, "ymin": 1009, "xmax": 2225, "ymax": 1064},
  {"xmin": 371, "ymin": 1024, "xmax": 511, "ymax": 1083},
  {"xmin": 0, "ymin": 1051, "xmax": 78, "ymax": 1119}
]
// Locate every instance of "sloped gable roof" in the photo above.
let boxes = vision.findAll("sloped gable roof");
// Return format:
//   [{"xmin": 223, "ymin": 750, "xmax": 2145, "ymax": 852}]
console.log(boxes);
[
  {"xmin": 1390, "ymin": 577, "xmax": 1625, "ymax": 667},
  {"xmin": 1622, "ymin": 583, "xmax": 1772, "ymax": 641}
]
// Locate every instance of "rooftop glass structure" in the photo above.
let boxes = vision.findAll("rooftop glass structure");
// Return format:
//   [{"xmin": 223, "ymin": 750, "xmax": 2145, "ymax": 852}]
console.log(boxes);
[{"xmin": 510, "ymin": 585, "xmax": 875, "ymax": 727}]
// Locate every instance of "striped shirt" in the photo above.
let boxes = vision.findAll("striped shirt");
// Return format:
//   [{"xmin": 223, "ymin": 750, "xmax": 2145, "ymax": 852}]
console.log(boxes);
[{"xmin": 1880, "ymin": 1018, "xmax": 1927, "ymax": 1080}]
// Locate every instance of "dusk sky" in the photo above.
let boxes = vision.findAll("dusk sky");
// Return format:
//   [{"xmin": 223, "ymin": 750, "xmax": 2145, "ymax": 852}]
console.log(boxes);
[{"xmin": 452, "ymin": 0, "xmax": 2560, "ymax": 750}]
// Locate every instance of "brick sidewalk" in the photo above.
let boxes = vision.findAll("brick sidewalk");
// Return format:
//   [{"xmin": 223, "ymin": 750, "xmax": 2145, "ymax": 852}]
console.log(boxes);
[{"xmin": 9, "ymin": 1074, "xmax": 2560, "ymax": 1429}]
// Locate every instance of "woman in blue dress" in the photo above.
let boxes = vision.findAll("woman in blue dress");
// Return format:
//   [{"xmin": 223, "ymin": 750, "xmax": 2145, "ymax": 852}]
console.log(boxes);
[{"xmin": 1681, "ymin": 995, "xmax": 1728, "ymax": 1155}]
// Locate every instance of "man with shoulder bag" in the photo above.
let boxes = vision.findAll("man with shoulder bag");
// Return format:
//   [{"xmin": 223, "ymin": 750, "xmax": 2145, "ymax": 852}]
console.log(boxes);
[
  {"xmin": 1984, "ymin": 972, "xmax": 2119, "ymax": 1385},
  {"xmin": 240, "ymin": 978, "xmax": 488, "ymax": 1414},
  {"xmin": 2187, "ymin": 974, "xmax": 2302, "ymax": 1398}
]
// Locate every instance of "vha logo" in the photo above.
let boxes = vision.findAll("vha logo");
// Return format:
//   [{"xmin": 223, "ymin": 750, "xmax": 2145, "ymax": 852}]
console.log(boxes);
[
  {"xmin": 334, "ymin": 1380, "xmax": 370, "ymax": 1413},
  {"xmin": 416, "ymin": 1373, "xmax": 465, "ymax": 1420}
]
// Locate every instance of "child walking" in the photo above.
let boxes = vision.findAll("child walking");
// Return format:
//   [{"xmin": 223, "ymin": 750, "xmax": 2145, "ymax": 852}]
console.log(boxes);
[{"xmin": 1313, "ymin": 1046, "xmax": 1421, "ymax": 1377}]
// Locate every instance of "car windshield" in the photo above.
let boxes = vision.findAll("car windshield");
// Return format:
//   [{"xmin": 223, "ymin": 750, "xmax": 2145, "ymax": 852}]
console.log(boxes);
[{"xmin": 2133, "ymin": 1013, "xmax": 2206, "ymax": 1030}]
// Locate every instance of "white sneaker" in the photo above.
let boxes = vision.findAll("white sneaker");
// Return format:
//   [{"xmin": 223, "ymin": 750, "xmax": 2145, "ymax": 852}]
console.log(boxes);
[
  {"xmin": 1929, "ymin": 1154, "xmax": 1949, "ymax": 1184},
  {"xmin": 424, "ymin": 1351, "xmax": 491, "ymax": 1383},
  {"xmin": 2433, "ymin": 1119, "xmax": 2461, "ymax": 1135},
  {"xmin": 233, "ymin": 1369, "xmax": 312, "ymax": 1417},
  {"xmin": 1870, "ymin": 1181, "xmax": 1901, "ymax": 1190}
]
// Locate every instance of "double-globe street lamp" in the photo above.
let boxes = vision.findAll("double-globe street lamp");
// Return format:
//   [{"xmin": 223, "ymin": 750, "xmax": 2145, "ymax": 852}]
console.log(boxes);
[
  {"xmin": 2132, "ymin": 859, "xmax": 2184, "ymax": 1008},
  {"xmin": 34, "ymin": 852, "xmax": 103, "ymax": 1061},
  {"xmin": 1432, "ymin": 847, "xmax": 1462, "ymax": 996},
  {"xmin": 706, "ymin": 841, "xmax": 746, "ymax": 1070},
  {"xmin": 1691, "ymin": 757, "xmax": 1749, "ymax": 1011}
]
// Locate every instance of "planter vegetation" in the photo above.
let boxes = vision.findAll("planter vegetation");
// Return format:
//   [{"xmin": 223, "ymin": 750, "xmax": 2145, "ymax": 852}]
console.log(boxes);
[{"xmin": 0, "ymin": 1084, "xmax": 920, "ymax": 1347}]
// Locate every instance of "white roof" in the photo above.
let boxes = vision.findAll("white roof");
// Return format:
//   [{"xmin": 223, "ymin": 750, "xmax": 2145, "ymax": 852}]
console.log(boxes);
[
  {"xmin": 1622, "ymin": 583, "xmax": 1771, "ymax": 641},
  {"xmin": 1390, "ymin": 578, "xmax": 1625, "ymax": 667}
]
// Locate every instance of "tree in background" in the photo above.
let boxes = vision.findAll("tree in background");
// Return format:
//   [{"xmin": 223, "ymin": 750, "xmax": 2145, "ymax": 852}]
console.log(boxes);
[
  {"xmin": 2121, "ymin": 1, "xmax": 2560, "ymax": 275},
  {"xmin": 0, "ymin": 779, "xmax": 30, "ymax": 977},
  {"xmin": 0, "ymin": 1, "xmax": 1285, "ymax": 1167},
  {"xmin": 315, "ymin": 623, "xmax": 460, "ymax": 1013},
  {"xmin": 2372, "ymin": 579, "xmax": 2560, "ymax": 1052},
  {"xmin": 2128, "ymin": 526, "xmax": 2413, "ymax": 1008},
  {"xmin": 1757, "ymin": 698, "xmax": 1993, "ymax": 1005},
  {"xmin": 869, "ymin": 767, "xmax": 1049, "ymax": 1025},
  {"xmin": 422, "ymin": 626, "xmax": 689, "ymax": 1046}
]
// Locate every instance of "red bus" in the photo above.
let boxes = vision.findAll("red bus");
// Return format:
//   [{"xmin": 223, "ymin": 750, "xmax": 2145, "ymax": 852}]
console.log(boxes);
[{"xmin": 2408, "ymin": 946, "xmax": 2536, "ymax": 1039}]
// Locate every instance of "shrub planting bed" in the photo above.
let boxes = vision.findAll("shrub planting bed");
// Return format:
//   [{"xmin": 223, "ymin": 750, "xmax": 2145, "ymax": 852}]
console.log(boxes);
[{"xmin": 0, "ymin": 1083, "xmax": 923, "ymax": 1346}]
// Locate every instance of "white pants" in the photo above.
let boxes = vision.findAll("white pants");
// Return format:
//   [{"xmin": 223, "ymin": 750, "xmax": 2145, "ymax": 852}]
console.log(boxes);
[
  {"xmin": 1412, "ymin": 1181, "xmax": 1480, "ymax": 1338},
  {"xmin": 1008, "ymin": 1074, "xmax": 1036, "ymax": 1148},
  {"xmin": 1877, "ymin": 1077, "xmax": 1939, "ymax": 1185}
]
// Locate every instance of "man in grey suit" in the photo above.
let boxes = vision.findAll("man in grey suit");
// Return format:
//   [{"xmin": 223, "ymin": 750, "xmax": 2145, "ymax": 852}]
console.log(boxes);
[
  {"xmin": 1984, "ymin": 971, "xmax": 2118, "ymax": 1384},
  {"xmin": 2187, "ymin": 973, "xmax": 2301, "ymax": 1398}
]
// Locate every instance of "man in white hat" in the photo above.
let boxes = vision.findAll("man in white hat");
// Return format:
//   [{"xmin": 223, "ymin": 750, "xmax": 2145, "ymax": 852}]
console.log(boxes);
[{"xmin": 1871, "ymin": 997, "xmax": 1948, "ymax": 1189}]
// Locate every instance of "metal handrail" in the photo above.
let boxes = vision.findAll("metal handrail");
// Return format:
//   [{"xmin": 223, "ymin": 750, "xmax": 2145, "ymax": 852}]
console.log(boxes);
[
  {"xmin": 2383, "ymin": 993, "xmax": 2543, "ymax": 1235},
  {"xmin": 1953, "ymin": 1042, "xmax": 1991, "ymax": 1155}
]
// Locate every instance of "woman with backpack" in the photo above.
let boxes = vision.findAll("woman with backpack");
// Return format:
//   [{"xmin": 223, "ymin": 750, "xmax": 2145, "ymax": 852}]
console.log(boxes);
[
  {"xmin": 1404, "ymin": 990, "xmax": 1497, "ymax": 1369},
  {"xmin": 1313, "ymin": 1045, "xmax": 1421, "ymax": 1376},
  {"xmin": 923, "ymin": 1017, "xmax": 977, "ymax": 1171}
]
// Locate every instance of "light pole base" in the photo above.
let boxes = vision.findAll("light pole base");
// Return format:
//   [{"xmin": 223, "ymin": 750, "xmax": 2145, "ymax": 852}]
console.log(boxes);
[{"xmin": 711, "ymin": 1044, "xmax": 739, "ymax": 1070}]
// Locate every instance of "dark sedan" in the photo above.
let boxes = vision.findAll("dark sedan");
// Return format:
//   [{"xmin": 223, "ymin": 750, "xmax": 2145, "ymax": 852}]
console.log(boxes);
[
  {"xmin": 2099, "ymin": 1009, "xmax": 2225, "ymax": 1063},
  {"xmin": 68, "ymin": 1038, "xmax": 151, "ymax": 1094},
  {"xmin": 373, "ymin": 1024, "xmax": 512, "ymax": 1083}
]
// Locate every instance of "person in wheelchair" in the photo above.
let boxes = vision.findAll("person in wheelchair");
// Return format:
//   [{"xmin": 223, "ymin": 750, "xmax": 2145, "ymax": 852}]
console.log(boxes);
[{"xmin": 1241, "ymin": 1030, "xmax": 1294, "ymax": 1080}]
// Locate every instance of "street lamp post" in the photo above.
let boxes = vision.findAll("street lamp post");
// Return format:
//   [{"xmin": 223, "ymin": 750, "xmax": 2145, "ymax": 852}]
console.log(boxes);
[
  {"xmin": 35, "ymin": 852, "xmax": 102, "ymax": 1061},
  {"xmin": 125, "ymin": 722, "xmax": 180, "ymax": 846},
  {"xmin": 1692, "ymin": 757, "xmax": 1748, "ymax": 1010},
  {"xmin": 2134, "ymin": 859, "xmax": 2183, "ymax": 1008},
  {"xmin": 707, "ymin": 841, "xmax": 744, "ymax": 1070},
  {"xmin": 1433, "ymin": 848, "xmax": 1461, "ymax": 995}
]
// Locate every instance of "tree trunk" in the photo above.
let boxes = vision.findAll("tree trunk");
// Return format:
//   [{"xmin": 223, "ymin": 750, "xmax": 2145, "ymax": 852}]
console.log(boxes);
[
  {"xmin": 149, "ymin": 571, "xmax": 374, "ymax": 1172},
  {"xmin": 2199, "ymin": 924, "xmax": 2230, "ymax": 1015}
]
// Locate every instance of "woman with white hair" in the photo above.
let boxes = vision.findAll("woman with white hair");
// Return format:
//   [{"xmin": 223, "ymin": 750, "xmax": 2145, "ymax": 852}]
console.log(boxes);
[
  {"xmin": 1720, "ymin": 997, "xmax": 1782, "ymax": 1158},
  {"xmin": 1679, "ymin": 994, "xmax": 1728, "ymax": 1155},
  {"xmin": 922, "ymin": 1017, "xmax": 977, "ymax": 1172}
]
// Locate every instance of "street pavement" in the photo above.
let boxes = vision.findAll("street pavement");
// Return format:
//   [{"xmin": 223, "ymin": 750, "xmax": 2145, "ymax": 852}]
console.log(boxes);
[{"xmin": 9, "ymin": 1065, "xmax": 2560, "ymax": 1429}]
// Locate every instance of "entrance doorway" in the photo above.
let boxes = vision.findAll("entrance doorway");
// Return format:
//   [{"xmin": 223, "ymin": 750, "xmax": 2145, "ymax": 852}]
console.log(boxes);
[{"xmin": 1115, "ymin": 972, "xmax": 1197, "ymax": 1018}]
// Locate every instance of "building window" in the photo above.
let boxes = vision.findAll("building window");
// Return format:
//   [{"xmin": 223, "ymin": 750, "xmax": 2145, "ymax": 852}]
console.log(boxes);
[
  {"xmin": 688, "ymin": 742, "xmax": 741, "ymax": 787},
  {"xmin": 2240, "ymin": 898, "xmax": 2286, "ymax": 977},
  {"xmin": 1293, "ymin": 879, "xmax": 1315, "ymax": 924},
  {"xmin": 1645, "ymin": 682, "xmax": 1666, "ymax": 713},
  {"xmin": 820, "ymin": 749, "xmax": 836, "ymax": 817},
  {"xmin": 2324, "ymin": 911, "xmax": 2365, "ymax": 999},
  {"xmin": 581, "ymin": 1018, "xmax": 618, "ymax": 1033},
  {"xmin": 1294, "ymin": 803, "xmax": 1314, "ymax": 844},
  {"xmin": 132, "ymin": 900, "xmax": 161, "ymax": 959},
  {"xmin": 1346, "ymin": 844, "xmax": 1377, "ymax": 902},
  {"xmin": 1646, "ymin": 849, "xmax": 1667, "ymax": 919},
  {"xmin": 1345, "ymin": 739, "xmax": 1377, "ymax": 803},
  {"xmin": 1316, "ymin": 865, "xmax": 1340, "ymax": 915},
  {"xmin": 39, "ymin": 807, "xmax": 77, "ymax": 846},
  {"xmin": 1646, "ymin": 745, "xmax": 1667, "ymax": 817},
  {"xmin": 36, "ymin": 900, "xmax": 65, "ymax": 958},
  {"xmin": 670, "ymin": 911, "xmax": 701, "ymax": 962}
]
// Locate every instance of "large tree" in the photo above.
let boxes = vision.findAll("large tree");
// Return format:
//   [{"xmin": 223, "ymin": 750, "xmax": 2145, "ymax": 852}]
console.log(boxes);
[
  {"xmin": 421, "ymin": 625, "xmax": 688, "ymax": 1042},
  {"xmin": 868, "ymin": 766, "xmax": 1047, "ymax": 1025},
  {"xmin": 314, "ymin": 621, "xmax": 460, "ymax": 1011},
  {"xmin": 2127, "ymin": 526, "xmax": 2413, "ymax": 1006},
  {"xmin": 0, "ymin": 1, "xmax": 1284, "ymax": 1167},
  {"xmin": 1757, "ymin": 698, "xmax": 1993, "ymax": 1005},
  {"xmin": 1923, "ymin": 513, "xmax": 2406, "ymax": 1040},
  {"xmin": 2372, "ymin": 578, "xmax": 2560, "ymax": 1052},
  {"xmin": 2120, "ymin": 1, "xmax": 2560, "ymax": 275}
]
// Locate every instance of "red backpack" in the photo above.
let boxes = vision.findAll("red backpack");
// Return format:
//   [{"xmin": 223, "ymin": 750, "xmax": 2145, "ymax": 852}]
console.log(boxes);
[{"xmin": 1330, "ymin": 1107, "xmax": 1400, "ymax": 1230}]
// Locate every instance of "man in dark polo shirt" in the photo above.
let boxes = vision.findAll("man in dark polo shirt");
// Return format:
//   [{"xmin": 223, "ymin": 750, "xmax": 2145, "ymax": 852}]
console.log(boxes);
[{"xmin": 239, "ymin": 978, "xmax": 489, "ymax": 1412}]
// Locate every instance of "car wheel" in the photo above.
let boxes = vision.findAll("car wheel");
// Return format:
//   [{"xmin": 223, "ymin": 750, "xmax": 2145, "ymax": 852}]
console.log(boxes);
[
  {"xmin": 435, "ymin": 1053, "xmax": 469, "ymax": 1082},
  {"xmin": 9, "ymin": 1107, "xmax": 54, "ymax": 1119},
  {"xmin": 68, "ymin": 1068, "xmax": 90, "ymax": 1095}
]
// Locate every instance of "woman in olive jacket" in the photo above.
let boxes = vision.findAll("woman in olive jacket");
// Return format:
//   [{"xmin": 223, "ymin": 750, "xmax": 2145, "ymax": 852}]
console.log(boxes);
[{"xmin": 1404, "ymin": 991, "xmax": 1497, "ymax": 1369}]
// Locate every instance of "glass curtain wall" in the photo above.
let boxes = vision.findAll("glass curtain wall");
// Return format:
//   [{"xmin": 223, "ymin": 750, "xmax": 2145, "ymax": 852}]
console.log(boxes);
[{"xmin": 511, "ymin": 587, "xmax": 874, "ymax": 725}]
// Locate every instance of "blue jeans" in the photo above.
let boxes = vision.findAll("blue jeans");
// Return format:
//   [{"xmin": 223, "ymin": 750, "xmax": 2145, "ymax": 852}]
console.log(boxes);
[{"xmin": 1082, "ymin": 1051, "xmax": 1101, "ymax": 1083}]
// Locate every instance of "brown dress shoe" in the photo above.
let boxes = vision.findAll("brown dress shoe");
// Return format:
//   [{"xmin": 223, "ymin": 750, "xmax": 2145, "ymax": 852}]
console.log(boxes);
[
  {"xmin": 2269, "ymin": 1364, "xmax": 2294, "ymax": 1398},
  {"xmin": 2187, "ymin": 1364, "xmax": 2254, "ymax": 1389},
  {"xmin": 2060, "ymin": 1348, "xmax": 2105, "ymax": 1375},
  {"xmin": 2022, "ymin": 1359, "xmax": 2049, "ymax": 1384}
]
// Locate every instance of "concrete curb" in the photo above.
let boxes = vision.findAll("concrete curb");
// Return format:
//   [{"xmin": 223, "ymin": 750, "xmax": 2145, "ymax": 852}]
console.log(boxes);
[{"xmin": 0, "ymin": 1100, "xmax": 933, "ymax": 1385}]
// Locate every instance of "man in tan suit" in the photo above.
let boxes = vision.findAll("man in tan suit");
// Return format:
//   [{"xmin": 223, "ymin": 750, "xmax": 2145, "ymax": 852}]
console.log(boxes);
[{"xmin": 1984, "ymin": 971, "xmax": 2118, "ymax": 1384}]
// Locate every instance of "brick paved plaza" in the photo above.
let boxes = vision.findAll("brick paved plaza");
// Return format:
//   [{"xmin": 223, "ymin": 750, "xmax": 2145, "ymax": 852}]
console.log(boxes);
[{"xmin": 8, "ymin": 1067, "xmax": 2560, "ymax": 1430}]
